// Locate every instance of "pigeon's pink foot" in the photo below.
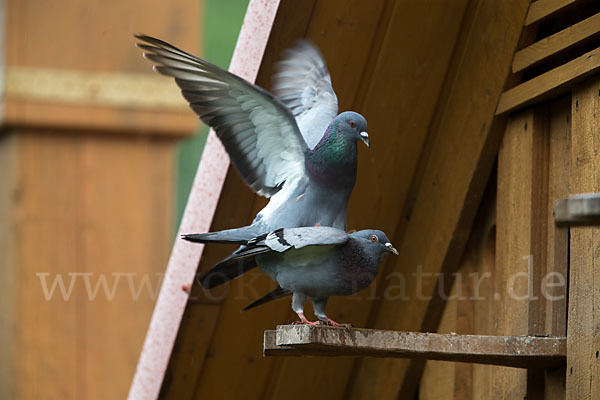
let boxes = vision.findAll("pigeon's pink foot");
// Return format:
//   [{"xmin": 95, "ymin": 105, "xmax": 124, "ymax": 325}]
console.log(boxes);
[
  {"xmin": 292, "ymin": 312, "xmax": 321, "ymax": 325},
  {"xmin": 318, "ymin": 317, "xmax": 353, "ymax": 328}
]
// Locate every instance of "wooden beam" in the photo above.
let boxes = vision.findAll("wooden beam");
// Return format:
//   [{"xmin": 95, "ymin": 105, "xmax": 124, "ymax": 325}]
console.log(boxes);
[
  {"xmin": 525, "ymin": 0, "xmax": 579, "ymax": 26},
  {"xmin": 554, "ymin": 193, "xmax": 600, "ymax": 227},
  {"xmin": 264, "ymin": 326, "xmax": 566, "ymax": 369},
  {"xmin": 347, "ymin": 1, "xmax": 530, "ymax": 398},
  {"xmin": 497, "ymin": 46, "xmax": 600, "ymax": 115},
  {"xmin": 565, "ymin": 75, "xmax": 600, "ymax": 399},
  {"xmin": 514, "ymin": 12, "xmax": 600, "ymax": 73}
]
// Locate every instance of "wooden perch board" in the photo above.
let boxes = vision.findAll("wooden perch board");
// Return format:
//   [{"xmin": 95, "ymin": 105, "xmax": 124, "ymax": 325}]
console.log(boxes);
[
  {"xmin": 554, "ymin": 193, "xmax": 600, "ymax": 227},
  {"xmin": 264, "ymin": 325, "xmax": 566, "ymax": 369}
]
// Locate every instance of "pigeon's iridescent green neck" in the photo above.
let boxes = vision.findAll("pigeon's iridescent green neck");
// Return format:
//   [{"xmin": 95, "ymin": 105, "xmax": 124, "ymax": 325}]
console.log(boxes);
[{"xmin": 306, "ymin": 120, "xmax": 357, "ymax": 188}]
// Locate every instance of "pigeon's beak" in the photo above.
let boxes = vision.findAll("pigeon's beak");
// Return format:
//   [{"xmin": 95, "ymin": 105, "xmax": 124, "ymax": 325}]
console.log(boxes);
[
  {"xmin": 385, "ymin": 242, "xmax": 399, "ymax": 255},
  {"xmin": 359, "ymin": 131, "xmax": 370, "ymax": 148}
]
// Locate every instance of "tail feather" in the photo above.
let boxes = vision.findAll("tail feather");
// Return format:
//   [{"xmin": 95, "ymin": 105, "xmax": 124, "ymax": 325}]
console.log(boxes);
[
  {"xmin": 198, "ymin": 246, "xmax": 269, "ymax": 289},
  {"xmin": 242, "ymin": 286, "xmax": 291, "ymax": 311},
  {"xmin": 182, "ymin": 225, "xmax": 264, "ymax": 245}
]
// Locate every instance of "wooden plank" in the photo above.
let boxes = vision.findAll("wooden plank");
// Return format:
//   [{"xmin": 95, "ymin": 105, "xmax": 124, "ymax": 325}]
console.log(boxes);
[
  {"xmin": 525, "ymin": 0, "xmax": 579, "ymax": 26},
  {"xmin": 4, "ymin": 0, "xmax": 199, "ymax": 133},
  {"xmin": 419, "ymin": 269, "xmax": 459, "ymax": 400},
  {"xmin": 554, "ymin": 193, "xmax": 600, "ymax": 226},
  {"xmin": 0, "ymin": 134, "xmax": 17, "ymax": 399},
  {"xmin": 497, "ymin": 46, "xmax": 600, "ymax": 115},
  {"xmin": 565, "ymin": 74, "xmax": 600, "ymax": 399},
  {"xmin": 544, "ymin": 98, "xmax": 571, "ymax": 400},
  {"xmin": 81, "ymin": 135, "xmax": 174, "ymax": 400},
  {"xmin": 514, "ymin": 12, "xmax": 600, "ymax": 73},
  {"xmin": 3, "ymin": 99, "xmax": 197, "ymax": 136},
  {"xmin": 265, "ymin": 1, "xmax": 471, "ymax": 399},
  {"xmin": 347, "ymin": 1, "xmax": 530, "ymax": 398},
  {"xmin": 16, "ymin": 132, "xmax": 83, "ymax": 399},
  {"xmin": 264, "ymin": 325, "xmax": 566, "ymax": 369},
  {"xmin": 493, "ymin": 111, "xmax": 546, "ymax": 399}
]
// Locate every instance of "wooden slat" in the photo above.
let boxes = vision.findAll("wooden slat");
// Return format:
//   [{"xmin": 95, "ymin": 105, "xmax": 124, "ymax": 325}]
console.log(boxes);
[
  {"xmin": 493, "ymin": 111, "xmax": 546, "ymax": 399},
  {"xmin": 543, "ymin": 98, "xmax": 571, "ymax": 400},
  {"xmin": 525, "ymin": 0, "xmax": 579, "ymax": 26},
  {"xmin": 3, "ymin": 99, "xmax": 197, "ymax": 136},
  {"xmin": 566, "ymin": 74, "xmax": 600, "ymax": 399},
  {"xmin": 347, "ymin": 1, "xmax": 530, "ymax": 399},
  {"xmin": 514, "ymin": 12, "xmax": 600, "ymax": 73},
  {"xmin": 264, "ymin": 326, "xmax": 566, "ymax": 369},
  {"xmin": 497, "ymin": 46, "xmax": 600, "ymax": 115},
  {"xmin": 554, "ymin": 193, "xmax": 600, "ymax": 226}
]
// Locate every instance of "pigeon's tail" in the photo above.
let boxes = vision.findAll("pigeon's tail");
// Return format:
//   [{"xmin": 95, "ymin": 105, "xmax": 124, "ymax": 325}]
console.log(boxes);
[
  {"xmin": 242, "ymin": 286, "xmax": 292, "ymax": 311},
  {"xmin": 198, "ymin": 245, "xmax": 270, "ymax": 289},
  {"xmin": 182, "ymin": 225, "xmax": 264, "ymax": 245}
]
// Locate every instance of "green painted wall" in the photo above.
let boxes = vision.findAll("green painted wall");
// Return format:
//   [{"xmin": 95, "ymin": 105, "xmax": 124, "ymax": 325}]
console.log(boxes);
[{"xmin": 175, "ymin": 0, "xmax": 251, "ymax": 229}]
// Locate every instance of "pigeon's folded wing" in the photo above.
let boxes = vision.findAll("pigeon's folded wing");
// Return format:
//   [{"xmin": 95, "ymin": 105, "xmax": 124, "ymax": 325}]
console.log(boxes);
[
  {"xmin": 272, "ymin": 40, "xmax": 338, "ymax": 149},
  {"xmin": 136, "ymin": 35, "xmax": 309, "ymax": 198},
  {"xmin": 258, "ymin": 226, "xmax": 349, "ymax": 252}
]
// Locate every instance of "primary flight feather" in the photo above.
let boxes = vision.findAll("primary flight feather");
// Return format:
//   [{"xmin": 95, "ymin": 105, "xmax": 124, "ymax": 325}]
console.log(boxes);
[{"xmin": 136, "ymin": 35, "xmax": 370, "ymax": 281}]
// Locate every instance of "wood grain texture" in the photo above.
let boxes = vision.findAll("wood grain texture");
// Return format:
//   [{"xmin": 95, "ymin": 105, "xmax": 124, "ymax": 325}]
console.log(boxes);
[
  {"xmin": 566, "ymin": 75, "xmax": 600, "ymax": 400},
  {"xmin": 494, "ymin": 112, "xmax": 540, "ymax": 399},
  {"xmin": 525, "ymin": 0, "xmax": 579, "ymax": 25},
  {"xmin": 348, "ymin": 1, "xmax": 530, "ymax": 398},
  {"xmin": 0, "ymin": 134, "xmax": 17, "ymax": 399},
  {"xmin": 12, "ymin": 131, "xmax": 174, "ymax": 400},
  {"xmin": 514, "ymin": 12, "xmax": 600, "ymax": 73},
  {"xmin": 265, "ymin": 325, "xmax": 566, "ymax": 368},
  {"xmin": 3, "ymin": 0, "xmax": 200, "ymax": 133},
  {"xmin": 497, "ymin": 46, "xmax": 600, "ymax": 115}
]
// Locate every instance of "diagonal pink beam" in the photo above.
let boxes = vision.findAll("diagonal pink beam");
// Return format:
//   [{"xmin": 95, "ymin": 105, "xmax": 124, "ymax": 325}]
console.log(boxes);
[{"xmin": 128, "ymin": 1, "xmax": 281, "ymax": 398}]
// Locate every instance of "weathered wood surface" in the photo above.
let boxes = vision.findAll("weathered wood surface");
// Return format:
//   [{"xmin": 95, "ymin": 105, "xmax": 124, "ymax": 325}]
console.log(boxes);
[
  {"xmin": 514, "ymin": 12, "xmax": 600, "ymax": 73},
  {"xmin": 497, "ymin": 46, "xmax": 600, "ymax": 115},
  {"xmin": 565, "ymin": 74, "xmax": 600, "ymax": 400},
  {"xmin": 554, "ymin": 193, "xmax": 600, "ymax": 227},
  {"xmin": 264, "ymin": 325, "xmax": 566, "ymax": 369},
  {"xmin": 525, "ymin": 0, "xmax": 579, "ymax": 26}
]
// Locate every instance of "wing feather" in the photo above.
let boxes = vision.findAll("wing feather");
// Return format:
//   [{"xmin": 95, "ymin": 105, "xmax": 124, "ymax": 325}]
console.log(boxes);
[
  {"xmin": 136, "ymin": 34, "xmax": 309, "ymax": 197},
  {"xmin": 272, "ymin": 40, "xmax": 339, "ymax": 149}
]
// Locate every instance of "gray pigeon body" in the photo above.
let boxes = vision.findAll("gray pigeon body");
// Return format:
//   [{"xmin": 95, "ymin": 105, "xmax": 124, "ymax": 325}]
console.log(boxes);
[
  {"xmin": 191, "ymin": 227, "xmax": 397, "ymax": 325},
  {"xmin": 136, "ymin": 35, "xmax": 370, "ymax": 281}
]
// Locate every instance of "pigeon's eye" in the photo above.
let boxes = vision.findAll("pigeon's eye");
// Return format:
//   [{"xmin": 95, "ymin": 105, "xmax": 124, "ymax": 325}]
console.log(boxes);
[
  {"xmin": 370, "ymin": 235, "xmax": 377, "ymax": 242},
  {"xmin": 349, "ymin": 121, "xmax": 356, "ymax": 128}
]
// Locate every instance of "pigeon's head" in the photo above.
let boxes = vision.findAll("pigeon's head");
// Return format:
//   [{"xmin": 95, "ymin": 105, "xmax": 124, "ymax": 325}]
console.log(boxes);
[
  {"xmin": 335, "ymin": 111, "xmax": 369, "ymax": 147},
  {"xmin": 352, "ymin": 229, "xmax": 398, "ymax": 261}
]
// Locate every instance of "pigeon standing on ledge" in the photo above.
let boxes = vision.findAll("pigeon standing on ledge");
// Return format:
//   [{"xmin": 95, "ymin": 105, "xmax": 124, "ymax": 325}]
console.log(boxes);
[
  {"xmin": 185, "ymin": 227, "xmax": 397, "ymax": 326},
  {"xmin": 136, "ymin": 35, "xmax": 370, "ymax": 283}
]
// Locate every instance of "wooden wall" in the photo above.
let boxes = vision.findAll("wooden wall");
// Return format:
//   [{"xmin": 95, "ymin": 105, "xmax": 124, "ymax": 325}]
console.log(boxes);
[
  {"xmin": 420, "ymin": 96, "xmax": 571, "ymax": 399},
  {"xmin": 0, "ymin": 0, "xmax": 200, "ymax": 398}
]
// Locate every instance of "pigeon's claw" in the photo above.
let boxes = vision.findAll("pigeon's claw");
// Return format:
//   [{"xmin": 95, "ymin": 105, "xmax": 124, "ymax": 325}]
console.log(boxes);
[{"xmin": 293, "ymin": 312, "xmax": 321, "ymax": 325}]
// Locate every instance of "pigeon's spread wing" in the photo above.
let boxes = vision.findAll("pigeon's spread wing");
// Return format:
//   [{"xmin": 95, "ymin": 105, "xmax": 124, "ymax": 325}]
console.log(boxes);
[
  {"xmin": 136, "ymin": 35, "xmax": 309, "ymax": 198},
  {"xmin": 272, "ymin": 41, "xmax": 338, "ymax": 149},
  {"xmin": 258, "ymin": 227, "xmax": 349, "ymax": 252}
]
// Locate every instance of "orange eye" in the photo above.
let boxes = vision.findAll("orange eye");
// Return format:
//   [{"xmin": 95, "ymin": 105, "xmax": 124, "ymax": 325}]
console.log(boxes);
[
  {"xmin": 370, "ymin": 235, "xmax": 377, "ymax": 242},
  {"xmin": 349, "ymin": 121, "xmax": 356, "ymax": 128}
]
